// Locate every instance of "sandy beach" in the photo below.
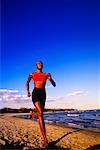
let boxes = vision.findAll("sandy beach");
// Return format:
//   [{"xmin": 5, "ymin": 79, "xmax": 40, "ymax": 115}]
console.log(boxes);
[{"xmin": 0, "ymin": 114, "xmax": 100, "ymax": 150}]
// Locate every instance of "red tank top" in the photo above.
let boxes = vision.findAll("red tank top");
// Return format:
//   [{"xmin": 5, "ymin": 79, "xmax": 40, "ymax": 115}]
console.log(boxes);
[{"xmin": 31, "ymin": 72, "xmax": 48, "ymax": 82}]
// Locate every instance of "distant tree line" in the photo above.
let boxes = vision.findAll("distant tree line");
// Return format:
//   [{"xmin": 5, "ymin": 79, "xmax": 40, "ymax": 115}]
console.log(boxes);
[{"xmin": 0, "ymin": 107, "xmax": 77, "ymax": 113}]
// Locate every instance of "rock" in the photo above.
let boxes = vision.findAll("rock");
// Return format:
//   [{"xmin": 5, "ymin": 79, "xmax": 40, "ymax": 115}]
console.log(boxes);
[{"xmin": 0, "ymin": 139, "xmax": 6, "ymax": 145}]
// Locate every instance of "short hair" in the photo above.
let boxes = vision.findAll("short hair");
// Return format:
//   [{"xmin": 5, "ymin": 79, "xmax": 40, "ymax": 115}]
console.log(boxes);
[{"xmin": 36, "ymin": 60, "xmax": 43, "ymax": 65}]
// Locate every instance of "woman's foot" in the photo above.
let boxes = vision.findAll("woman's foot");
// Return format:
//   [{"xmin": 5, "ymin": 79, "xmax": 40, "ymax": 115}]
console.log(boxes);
[
  {"xmin": 43, "ymin": 138, "xmax": 48, "ymax": 148},
  {"xmin": 29, "ymin": 111, "xmax": 33, "ymax": 119}
]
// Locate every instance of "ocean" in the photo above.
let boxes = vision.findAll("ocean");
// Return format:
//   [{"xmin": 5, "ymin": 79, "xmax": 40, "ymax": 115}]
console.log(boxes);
[{"xmin": 20, "ymin": 109, "xmax": 100, "ymax": 131}]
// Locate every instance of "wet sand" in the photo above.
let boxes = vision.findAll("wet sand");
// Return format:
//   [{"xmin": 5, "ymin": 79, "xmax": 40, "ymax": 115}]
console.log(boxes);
[{"xmin": 0, "ymin": 114, "xmax": 100, "ymax": 150}]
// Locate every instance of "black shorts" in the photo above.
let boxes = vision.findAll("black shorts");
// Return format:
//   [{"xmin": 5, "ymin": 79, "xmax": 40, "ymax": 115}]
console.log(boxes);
[{"xmin": 32, "ymin": 88, "xmax": 46, "ymax": 106}]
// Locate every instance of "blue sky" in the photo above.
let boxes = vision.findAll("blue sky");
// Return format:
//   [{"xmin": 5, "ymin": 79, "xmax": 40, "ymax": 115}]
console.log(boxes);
[{"xmin": 0, "ymin": 0, "xmax": 99, "ymax": 110}]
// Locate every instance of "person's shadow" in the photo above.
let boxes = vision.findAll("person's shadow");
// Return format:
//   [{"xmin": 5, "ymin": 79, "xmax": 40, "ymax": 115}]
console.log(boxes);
[
  {"xmin": 85, "ymin": 144, "xmax": 100, "ymax": 150},
  {"xmin": 41, "ymin": 128, "xmax": 81, "ymax": 150}
]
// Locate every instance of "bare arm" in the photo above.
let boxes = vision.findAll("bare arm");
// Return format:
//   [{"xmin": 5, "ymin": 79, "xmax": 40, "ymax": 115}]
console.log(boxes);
[
  {"xmin": 26, "ymin": 73, "xmax": 32, "ymax": 97},
  {"xmin": 47, "ymin": 73, "xmax": 56, "ymax": 87}
]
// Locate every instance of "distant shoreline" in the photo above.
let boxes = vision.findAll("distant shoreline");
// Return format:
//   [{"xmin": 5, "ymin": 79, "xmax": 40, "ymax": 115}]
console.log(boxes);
[
  {"xmin": 1, "ymin": 107, "xmax": 100, "ymax": 114},
  {"xmin": 0, "ymin": 107, "xmax": 78, "ymax": 114}
]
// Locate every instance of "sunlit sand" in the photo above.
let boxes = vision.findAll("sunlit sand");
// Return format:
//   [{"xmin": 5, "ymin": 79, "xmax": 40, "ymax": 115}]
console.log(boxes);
[{"xmin": 0, "ymin": 114, "xmax": 100, "ymax": 149}]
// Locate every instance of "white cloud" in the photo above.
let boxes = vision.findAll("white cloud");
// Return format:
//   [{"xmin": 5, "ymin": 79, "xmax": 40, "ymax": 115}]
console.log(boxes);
[
  {"xmin": 52, "ymin": 91, "xmax": 87, "ymax": 102},
  {"xmin": 67, "ymin": 90, "xmax": 86, "ymax": 96},
  {"xmin": 0, "ymin": 89, "xmax": 19, "ymax": 95},
  {"xmin": 0, "ymin": 89, "xmax": 98, "ymax": 110},
  {"xmin": 46, "ymin": 85, "xmax": 53, "ymax": 89},
  {"xmin": 46, "ymin": 90, "xmax": 96, "ymax": 110},
  {"xmin": 46, "ymin": 99, "xmax": 56, "ymax": 102},
  {"xmin": 0, "ymin": 89, "xmax": 32, "ymax": 108}
]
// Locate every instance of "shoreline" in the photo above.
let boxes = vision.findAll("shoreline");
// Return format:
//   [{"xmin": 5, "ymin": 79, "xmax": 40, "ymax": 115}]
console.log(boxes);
[
  {"xmin": 15, "ymin": 113, "xmax": 100, "ymax": 133},
  {"xmin": 0, "ymin": 114, "xmax": 100, "ymax": 149},
  {"xmin": 1, "ymin": 112, "xmax": 100, "ymax": 133}
]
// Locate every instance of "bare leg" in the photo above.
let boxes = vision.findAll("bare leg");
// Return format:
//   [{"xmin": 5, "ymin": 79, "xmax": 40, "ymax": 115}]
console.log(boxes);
[{"xmin": 34, "ymin": 101, "xmax": 48, "ymax": 147}]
